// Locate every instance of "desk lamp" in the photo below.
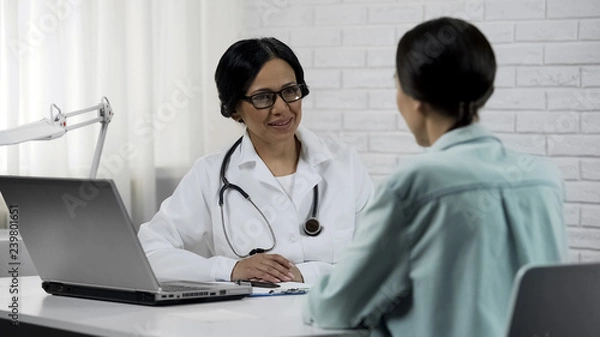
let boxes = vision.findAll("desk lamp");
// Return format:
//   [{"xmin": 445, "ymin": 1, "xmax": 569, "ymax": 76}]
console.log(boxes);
[{"xmin": 0, "ymin": 97, "xmax": 113, "ymax": 179}]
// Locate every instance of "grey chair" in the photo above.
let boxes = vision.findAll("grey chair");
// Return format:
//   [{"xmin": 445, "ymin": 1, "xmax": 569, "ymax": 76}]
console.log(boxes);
[{"xmin": 505, "ymin": 262, "xmax": 600, "ymax": 337}]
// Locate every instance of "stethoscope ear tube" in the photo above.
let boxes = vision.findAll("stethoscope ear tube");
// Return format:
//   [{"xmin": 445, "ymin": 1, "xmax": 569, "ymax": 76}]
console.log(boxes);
[{"xmin": 303, "ymin": 184, "xmax": 322, "ymax": 236}]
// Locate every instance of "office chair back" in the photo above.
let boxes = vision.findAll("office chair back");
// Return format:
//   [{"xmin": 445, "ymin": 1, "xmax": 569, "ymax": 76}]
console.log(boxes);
[{"xmin": 505, "ymin": 262, "xmax": 600, "ymax": 337}]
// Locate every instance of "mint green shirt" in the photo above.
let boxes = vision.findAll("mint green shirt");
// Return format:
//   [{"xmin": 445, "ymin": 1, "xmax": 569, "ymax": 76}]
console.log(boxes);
[{"xmin": 304, "ymin": 124, "xmax": 568, "ymax": 337}]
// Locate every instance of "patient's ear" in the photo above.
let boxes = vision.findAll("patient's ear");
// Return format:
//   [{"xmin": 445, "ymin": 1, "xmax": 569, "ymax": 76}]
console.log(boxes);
[{"xmin": 416, "ymin": 100, "xmax": 432, "ymax": 117}]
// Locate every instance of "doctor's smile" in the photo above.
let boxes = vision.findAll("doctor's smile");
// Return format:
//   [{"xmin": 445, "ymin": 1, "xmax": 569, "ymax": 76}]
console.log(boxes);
[{"xmin": 268, "ymin": 118, "xmax": 294, "ymax": 128}]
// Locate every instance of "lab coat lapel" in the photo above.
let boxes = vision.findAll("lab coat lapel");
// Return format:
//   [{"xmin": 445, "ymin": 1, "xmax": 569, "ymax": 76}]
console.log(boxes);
[
  {"xmin": 236, "ymin": 132, "xmax": 282, "ymax": 192},
  {"xmin": 235, "ymin": 126, "xmax": 333, "ymax": 203},
  {"xmin": 292, "ymin": 158, "xmax": 321, "ymax": 209},
  {"xmin": 291, "ymin": 127, "xmax": 332, "ymax": 208},
  {"xmin": 252, "ymin": 158, "xmax": 282, "ymax": 191}
]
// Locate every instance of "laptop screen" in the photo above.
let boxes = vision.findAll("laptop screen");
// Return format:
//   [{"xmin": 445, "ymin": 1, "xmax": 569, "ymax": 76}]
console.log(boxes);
[{"xmin": 0, "ymin": 176, "xmax": 160, "ymax": 292}]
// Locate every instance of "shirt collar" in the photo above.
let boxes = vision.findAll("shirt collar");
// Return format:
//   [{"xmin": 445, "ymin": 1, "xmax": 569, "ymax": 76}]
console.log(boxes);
[
  {"xmin": 236, "ymin": 125, "xmax": 335, "ymax": 167},
  {"xmin": 429, "ymin": 123, "xmax": 501, "ymax": 152}
]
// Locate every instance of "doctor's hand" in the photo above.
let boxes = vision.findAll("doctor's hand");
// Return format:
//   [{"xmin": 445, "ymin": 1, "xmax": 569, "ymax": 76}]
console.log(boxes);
[
  {"xmin": 289, "ymin": 265, "xmax": 304, "ymax": 283},
  {"xmin": 231, "ymin": 253, "xmax": 296, "ymax": 283}
]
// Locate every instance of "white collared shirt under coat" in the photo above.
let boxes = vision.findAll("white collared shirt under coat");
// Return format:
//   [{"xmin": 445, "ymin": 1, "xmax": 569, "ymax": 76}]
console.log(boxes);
[{"xmin": 137, "ymin": 126, "xmax": 374, "ymax": 285}]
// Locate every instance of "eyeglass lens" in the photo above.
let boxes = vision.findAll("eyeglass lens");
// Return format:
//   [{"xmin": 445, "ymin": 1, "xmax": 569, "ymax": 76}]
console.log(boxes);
[{"xmin": 250, "ymin": 85, "xmax": 303, "ymax": 109}]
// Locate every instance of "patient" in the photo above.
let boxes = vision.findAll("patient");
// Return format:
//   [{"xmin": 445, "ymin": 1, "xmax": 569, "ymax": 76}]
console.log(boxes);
[{"xmin": 304, "ymin": 17, "xmax": 568, "ymax": 337}]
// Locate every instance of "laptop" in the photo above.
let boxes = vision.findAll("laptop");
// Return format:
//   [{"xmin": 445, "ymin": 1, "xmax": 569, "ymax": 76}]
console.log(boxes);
[
  {"xmin": 0, "ymin": 175, "xmax": 252, "ymax": 306},
  {"xmin": 504, "ymin": 262, "xmax": 600, "ymax": 337}
]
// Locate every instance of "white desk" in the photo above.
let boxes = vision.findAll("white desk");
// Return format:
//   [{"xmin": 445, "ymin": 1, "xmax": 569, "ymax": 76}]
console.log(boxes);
[{"xmin": 0, "ymin": 276, "xmax": 366, "ymax": 337}]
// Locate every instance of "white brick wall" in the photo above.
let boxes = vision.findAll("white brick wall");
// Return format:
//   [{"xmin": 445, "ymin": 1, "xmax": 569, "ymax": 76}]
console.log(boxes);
[
  {"xmin": 516, "ymin": 111, "xmax": 579, "ymax": 133},
  {"xmin": 479, "ymin": 111, "xmax": 516, "ymax": 132},
  {"xmin": 545, "ymin": 42, "xmax": 600, "ymax": 64},
  {"xmin": 343, "ymin": 111, "xmax": 397, "ymax": 130},
  {"xmin": 515, "ymin": 21, "xmax": 578, "ymax": 42},
  {"xmin": 516, "ymin": 67, "xmax": 579, "ymax": 87},
  {"xmin": 487, "ymin": 88, "xmax": 546, "ymax": 110},
  {"xmin": 485, "ymin": 0, "xmax": 545, "ymax": 21},
  {"xmin": 552, "ymin": 157, "xmax": 580, "ymax": 180},
  {"xmin": 343, "ymin": 69, "xmax": 393, "ymax": 88},
  {"xmin": 547, "ymin": 0, "xmax": 600, "ymax": 18},
  {"xmin": 314, "ymin": 48, "xmax": 366, "ymax": 67},
  {"xmin": 564, "ymin": 203, "xmax": 581, "ymax": 226},
  {"xmin": 316, "ymin": 5, "xmax": 366, "ymax": 26},
  {"xmin": 241, "ymin": 0, "xmax": 600, "ymax": 258},
  {"xmin": 582, "ymin": 205, "xmax": 600, "ymax": 227},
  {"xmin": 582, "ymin": 66, "xmax": 600, "ymax": 86},
  {"xmin": 580, "ymin": 250, "xmax": 600, "ymax": 262},
  {"xmin": 495, "ymin": 67, "xmax": 516, "ymax": 87},
  {"xmin": 582, "ymin": 113, "xmax": 600, "ymax": 133},
  {"xmin": 566, "ymin": 182, "xmax": 600, "ymax": 203},
  {"xmin": 343, "ymin": 26, "xmax": 396, "ymax": 46},
  {"xmin": 291, "ymin": 28, "xmax": 341, "ymax": 47},
  {"xmin": 368, "ymin": 4, "xmax": 423, "ymax": 24},
  {"xmin": 494, "ymin": 45, "xmax": 544, "ymax": 65},
  {"xmin": 582, "ymin": 160, "xmax": 600, "ymax": 180},
  {"xmin": 477, "ymin": 23, "xmax": 514, "ymax": 44},
  {"xmin": 580, "ymin": 19, "xmax": 600, "ymax": 41}
]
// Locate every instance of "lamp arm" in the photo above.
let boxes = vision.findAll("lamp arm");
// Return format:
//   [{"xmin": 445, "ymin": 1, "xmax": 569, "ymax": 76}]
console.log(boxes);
[
  {"xmin": 88, "ymin": 97, "xmax": 112, "ymax": 179},
  {"xmin": 54, "ymin": 97, "xmax": 113, "ymax": 179},
  {"xmin": 90, "ymin": 119, "xmax": 109, "ymax": 179},
  {"xmin": 64, "ymin": 116, "xmax": 105, "ymax": 132},
  {"xmin": 0, "ymin": 97, "xmax": 113, "ymax": 178},
  {"xmin": 62, "ymin": 103, "xmax": 105, "ymax": 118}
]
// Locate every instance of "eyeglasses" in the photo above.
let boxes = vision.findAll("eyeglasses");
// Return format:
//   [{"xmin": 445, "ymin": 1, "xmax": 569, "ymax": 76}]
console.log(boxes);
[{"xmin": 243, "ymin": 84, "xmax": 307, "ymax": 109}]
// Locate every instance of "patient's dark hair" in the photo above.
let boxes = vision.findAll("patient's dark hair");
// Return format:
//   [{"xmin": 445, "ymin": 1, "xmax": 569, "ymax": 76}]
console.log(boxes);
[
  {"xmin": 214, "ymin": 37, "xmax": 310, "ymax": 118},
  {"xmin": 396, "ymin": 17, "xmax": 496, "ymax": 130}
]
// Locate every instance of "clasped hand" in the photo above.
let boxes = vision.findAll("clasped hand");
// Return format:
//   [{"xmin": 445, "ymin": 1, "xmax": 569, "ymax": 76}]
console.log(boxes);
[{"xmin": 231, "ymin": 253, "xmax": 303, "ymax": 283}]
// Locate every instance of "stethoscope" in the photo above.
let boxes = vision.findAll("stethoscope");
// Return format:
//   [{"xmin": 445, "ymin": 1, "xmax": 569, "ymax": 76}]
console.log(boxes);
[{"xmin": 218, "ymin": 136, "xmax": 322, "ymax": 258}]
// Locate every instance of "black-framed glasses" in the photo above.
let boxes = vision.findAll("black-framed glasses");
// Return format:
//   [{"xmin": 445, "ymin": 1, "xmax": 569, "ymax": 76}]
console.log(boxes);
[{"xmin": 243, "ymin": 84, "xmax": 308, "ymax": 109}]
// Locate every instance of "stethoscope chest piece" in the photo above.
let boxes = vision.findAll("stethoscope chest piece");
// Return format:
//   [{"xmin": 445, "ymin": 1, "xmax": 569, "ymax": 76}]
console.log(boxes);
[{"xmin": 304, "ymin": 218, "xmax": 322, "ymax": 236}]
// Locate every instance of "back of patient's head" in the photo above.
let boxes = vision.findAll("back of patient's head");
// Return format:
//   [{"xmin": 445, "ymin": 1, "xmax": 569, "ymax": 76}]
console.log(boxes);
[
  {"xmin": 214, "ymin": 37, "xmax": 309, "ymax": 119},
  {"xmin": 396, "ymin": 17, "xmax": 496, "ymax": 129}
]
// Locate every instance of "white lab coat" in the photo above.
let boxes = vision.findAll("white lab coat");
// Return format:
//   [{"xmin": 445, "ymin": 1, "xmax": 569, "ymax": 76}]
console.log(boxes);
[{"xmin": 137, "ymin": 126, "xmax": 373, "ymax": 284}]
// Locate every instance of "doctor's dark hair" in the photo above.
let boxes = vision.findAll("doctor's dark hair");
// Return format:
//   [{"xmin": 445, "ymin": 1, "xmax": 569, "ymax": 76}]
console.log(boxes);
[
  {"xmin": 214, "ymin": 37, "xmax": 310, "ymax": 118},
  {"xmin": 396, "ymin": 17, "xmax": 496, "ymax": 130}
]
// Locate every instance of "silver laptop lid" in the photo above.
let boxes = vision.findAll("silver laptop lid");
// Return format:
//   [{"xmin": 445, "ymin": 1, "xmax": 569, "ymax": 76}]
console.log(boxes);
[
  {"xmin": 0, "ymin": 176, "xmax": 160, "ymax": 292},
  {"xmin": 505, "ymin": 262, "xmax": 600, "ymax": 337}
]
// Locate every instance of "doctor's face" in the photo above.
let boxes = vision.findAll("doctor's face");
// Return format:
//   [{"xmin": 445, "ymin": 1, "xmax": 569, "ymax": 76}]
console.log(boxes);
[{"xmin": 234, "ymin": 58, "xmax": 302, "ymax": 148}]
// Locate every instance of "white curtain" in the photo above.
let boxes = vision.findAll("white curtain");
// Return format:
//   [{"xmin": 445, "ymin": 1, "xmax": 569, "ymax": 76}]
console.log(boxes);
[{"xmin": 0, "ymin": 0, "xmax": 244, "ymax": 226}]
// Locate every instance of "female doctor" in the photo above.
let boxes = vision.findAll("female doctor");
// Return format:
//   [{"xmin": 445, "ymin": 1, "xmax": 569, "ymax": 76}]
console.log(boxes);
[{"xmin": 137, "ymin": 37, "xmax": 373, "ymax": 285}]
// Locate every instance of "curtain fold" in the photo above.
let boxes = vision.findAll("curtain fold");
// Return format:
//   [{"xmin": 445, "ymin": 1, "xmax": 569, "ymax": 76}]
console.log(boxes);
[{"xmin": 0, "ymin": 0, "xmax": 243, "ymax": 227}]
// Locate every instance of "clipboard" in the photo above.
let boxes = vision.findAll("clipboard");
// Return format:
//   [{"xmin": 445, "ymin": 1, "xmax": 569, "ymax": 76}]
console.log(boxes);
[
  {"xmin": 249, "ymin": 288, "xmax": 308, "ymax": 297},
  {"xmin": 248, "ymin": 282, "xmax": 310, "ymax": 297}
]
